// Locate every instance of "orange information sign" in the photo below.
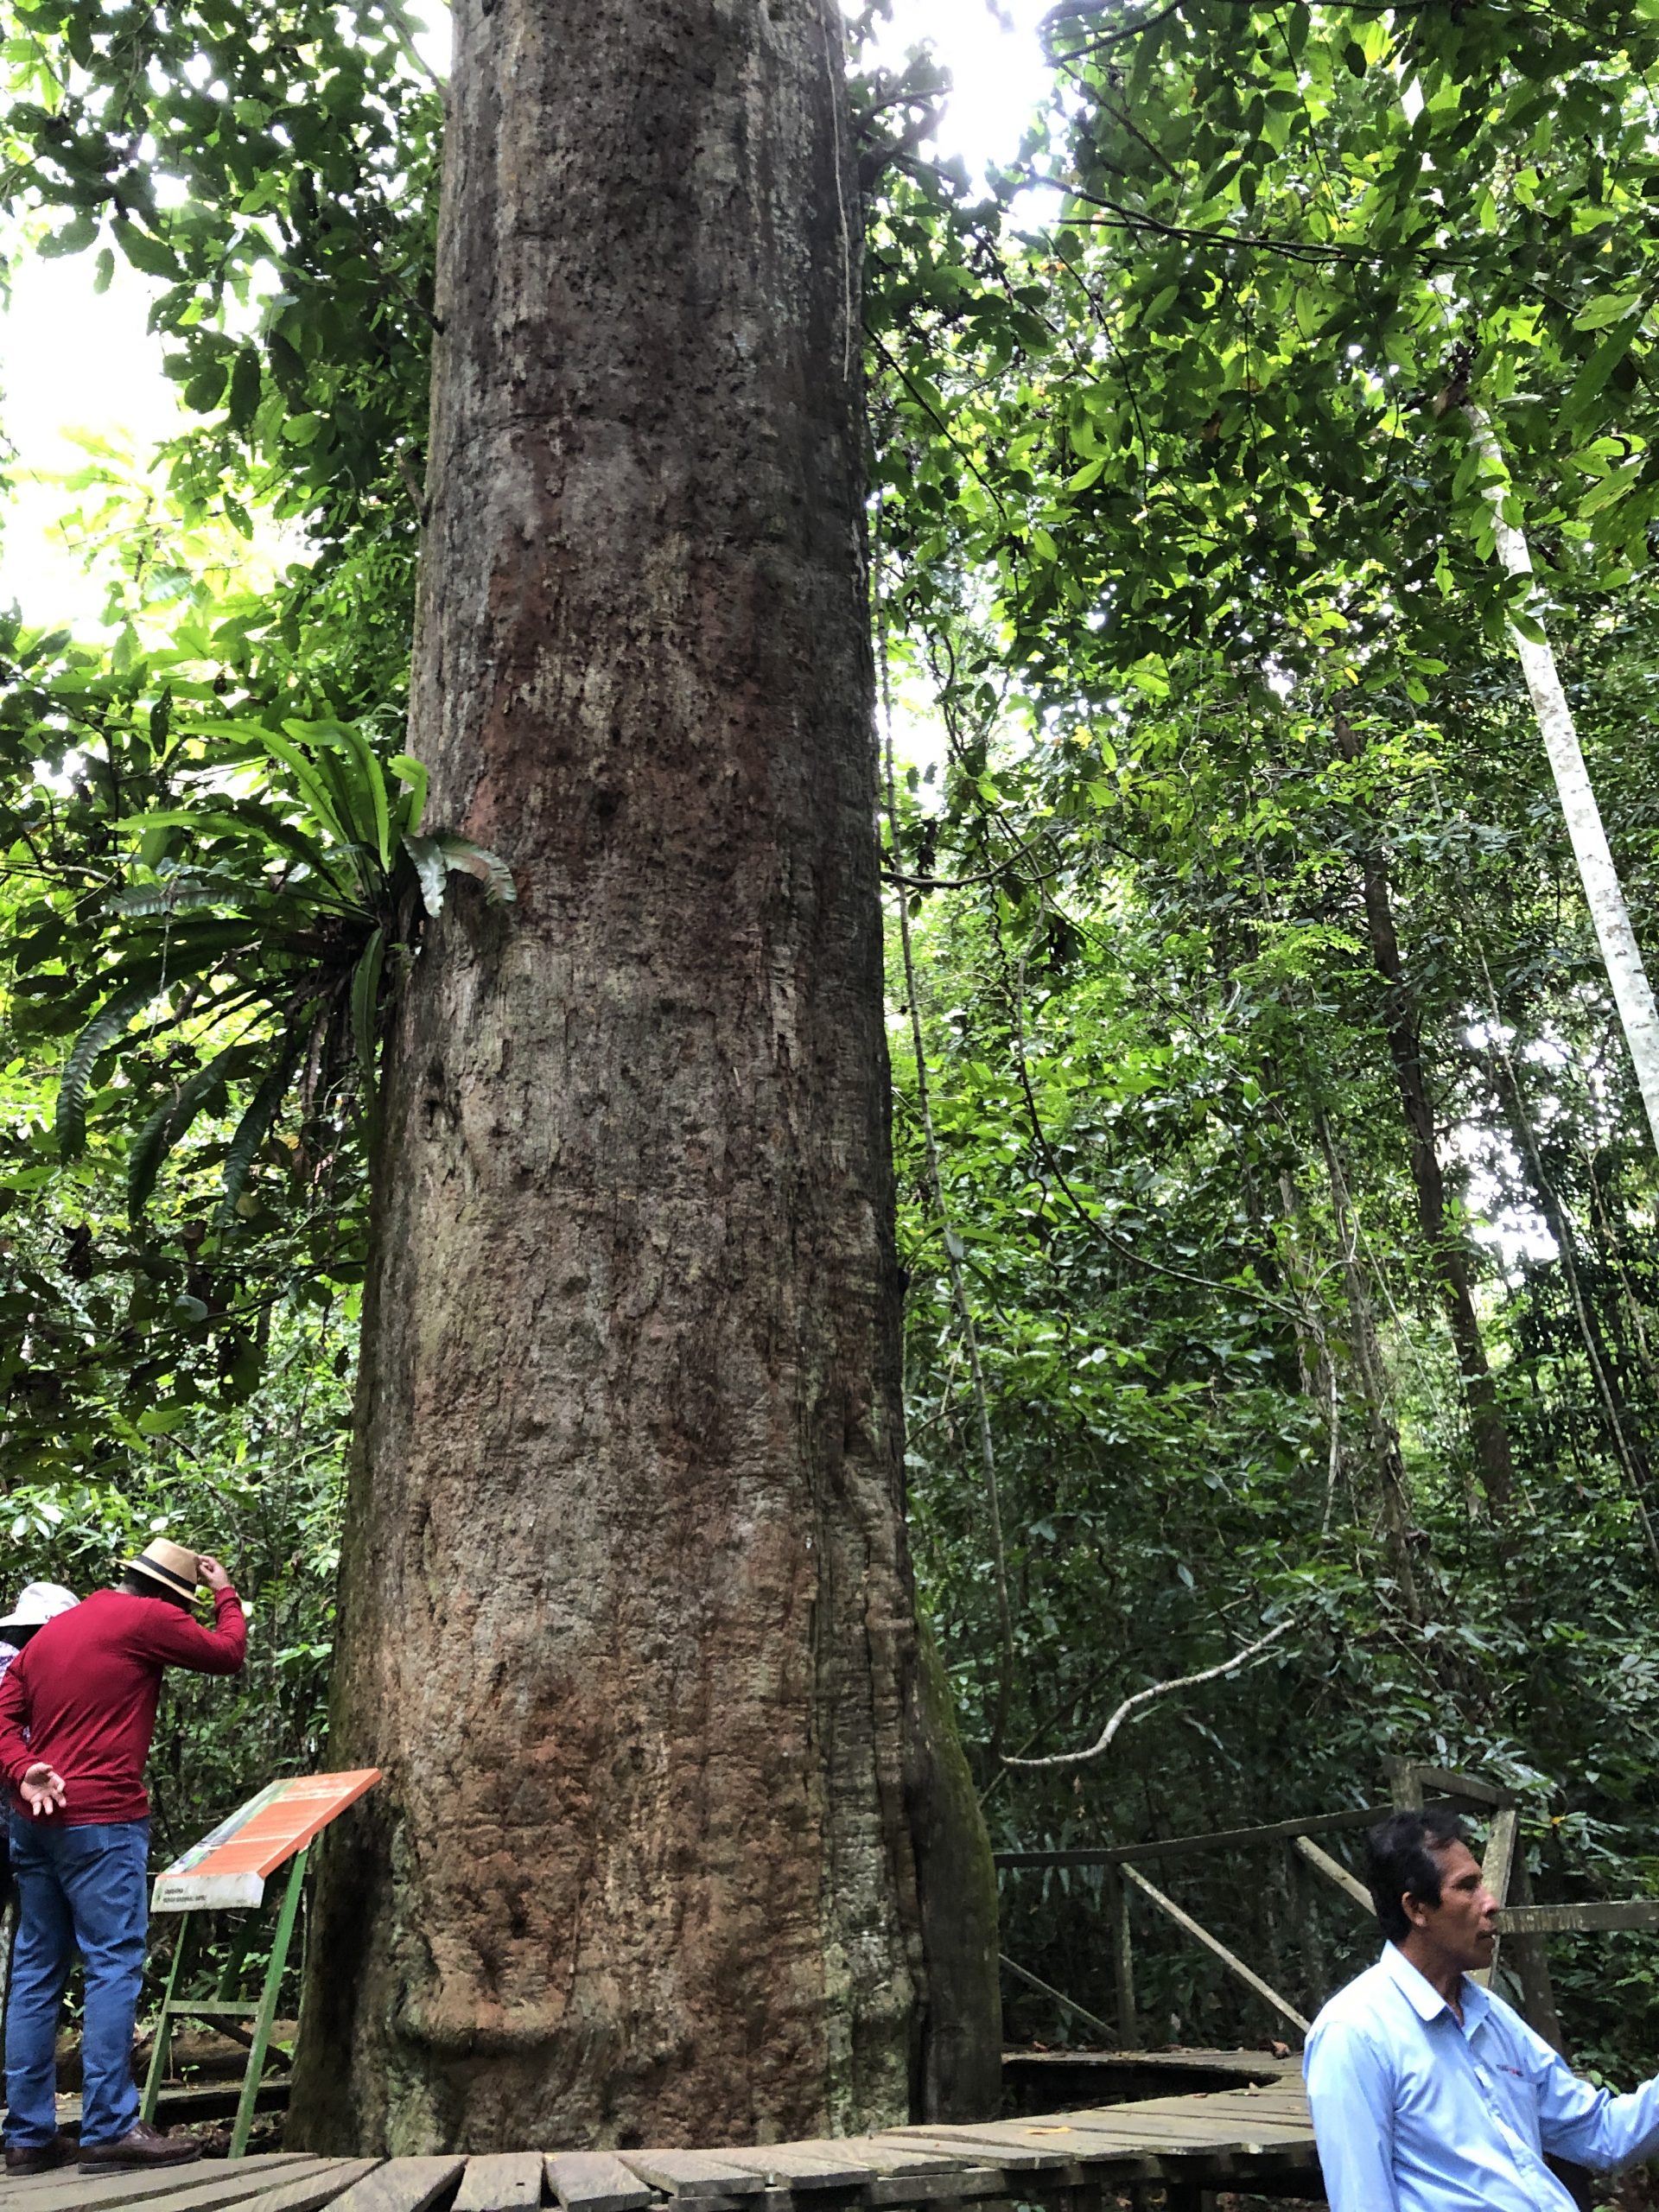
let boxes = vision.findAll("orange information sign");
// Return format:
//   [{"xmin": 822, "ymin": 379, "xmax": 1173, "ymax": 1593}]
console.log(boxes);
[{"xmin": 150, "ymin": 1769, "xmax": 380, "ymax": 1912}]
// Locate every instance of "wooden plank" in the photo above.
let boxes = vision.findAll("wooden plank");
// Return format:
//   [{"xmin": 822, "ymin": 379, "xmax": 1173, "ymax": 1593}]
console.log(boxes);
[
  {"xmin": 1002, "ymin": 2049, "xmax": 1297, "ymax": 2085},
  {"xmin": 452, "ymin": 2155, "xmax": 544, "ymax": 2212},
  {"xmin": 1059, "ymin": 2095, "xmax": 1314, "ymax": 2148},
  {"xmin": 620, "ymin": 2154, "xmax": 764, "ymax": 2201},
  {"xmin": 1395, "ymin": 1764, "xmax": 1515, "ymax": 1810},
  {"xmin": 980, "ymin": 2121, "xmax": 1192, "ymax": 2158},
  {"xmin": 867, "ymin": 2166, "xmax": 1013, "ymax": 2207},
  {"xmin": 712, "ymin": 2146, "xmax": 875, "ymax": 2190},
  {"xmin": 1121, "ymin": 1866, "xmax": 1311, "ymax": 2036},
  {"xmin": 546, "ymin": 2153, "xmax": 655, "ymax": 2212},
  {"xmin": 1047, "ymin": 2113, "xmax": 1313, "ymax": 2154},
  {"xmin": 0, "ymin": 2155, "xmax": 321, "ymax": 2212},
  {"xmin": 331, "ymin": 2159, "xmax": 469, "ymax": 2212},
  {"xmin": 781, "ymin": 2140, "xmax": 963, "ymax": 2179},
  {"xmin": 1293, "ymin": 1834, "xmax": 1374, "ymax": 1916},
  {"xmin": 1112, "ymin": 2087, "xmax": 1312, "ymax": 2122},
  {"xmin": 869, "ymin": 2130, "xmax": 1077, "ymax": 2175},
  {"xmin": 1497, "ymin": 1900, "xmax": 1659, "ymax": 1935},
  {"xmin": 236, "ymin": 2163, "xmax": 383, "ymax": 2212}
]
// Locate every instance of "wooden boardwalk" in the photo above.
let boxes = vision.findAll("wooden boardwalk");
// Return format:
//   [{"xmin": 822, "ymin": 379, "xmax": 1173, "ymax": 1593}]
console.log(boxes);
[{"xmin": 0, "ymin": 2079, "xmax": 1320, "ymax": 2212}]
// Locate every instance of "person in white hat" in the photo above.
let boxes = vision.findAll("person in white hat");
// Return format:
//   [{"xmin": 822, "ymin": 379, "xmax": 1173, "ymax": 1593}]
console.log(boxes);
[
  {"xmin": 0, "ymin": 1584, "xmax": 79, "ymax": 2027},
  {"xmin": 0, "ymin": 1538, "xmax": 245, "ymax": 2177},
  {"xmin": 0, "ymin": 1585, "xmax": 78, "ymax": 1686}
]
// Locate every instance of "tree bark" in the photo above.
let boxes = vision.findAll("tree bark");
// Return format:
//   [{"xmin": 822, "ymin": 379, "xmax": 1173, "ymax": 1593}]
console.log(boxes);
[
  {"xmin": 288, "ymin": 0, "xmax": 998, "ymax": 2154},
  {"xmin": 1333, "ymin": 714, "xmax": 1514, "ymax": 1516}
]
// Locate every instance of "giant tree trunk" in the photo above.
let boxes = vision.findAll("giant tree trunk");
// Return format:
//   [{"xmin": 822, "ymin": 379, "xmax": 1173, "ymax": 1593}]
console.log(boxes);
[{"xmin": 288, "ymin": 0, "xmax": 998, "ymax": 2154}]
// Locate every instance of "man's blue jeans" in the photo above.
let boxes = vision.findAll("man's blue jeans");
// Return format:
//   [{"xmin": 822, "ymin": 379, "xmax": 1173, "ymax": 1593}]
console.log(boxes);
[{"xmin": 4, "ymin": 1817, "xmax": 149, "ymax": 2149}]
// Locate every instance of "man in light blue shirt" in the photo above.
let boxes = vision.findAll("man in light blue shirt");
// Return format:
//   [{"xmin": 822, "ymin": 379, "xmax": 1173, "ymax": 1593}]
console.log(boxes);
[{"xmin": 1305, "ymin": 1806, "xmax": 1659, "ymax": 2212}]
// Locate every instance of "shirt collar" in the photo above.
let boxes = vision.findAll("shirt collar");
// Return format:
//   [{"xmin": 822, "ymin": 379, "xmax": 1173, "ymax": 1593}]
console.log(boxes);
[{"xmin": 1381, "ymin": 1940, "xmax": 1489, "ymax": 2034}]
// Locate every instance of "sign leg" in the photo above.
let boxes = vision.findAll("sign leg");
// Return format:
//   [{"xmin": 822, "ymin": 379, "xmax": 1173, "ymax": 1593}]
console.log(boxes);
[
  {"xmin": 229, "ymin": 1846, "xmax": 308, "ymax": 2160},
  {"xmin": 142, "ymin": 1912, "xmax": 194, "ymax": 2125}
]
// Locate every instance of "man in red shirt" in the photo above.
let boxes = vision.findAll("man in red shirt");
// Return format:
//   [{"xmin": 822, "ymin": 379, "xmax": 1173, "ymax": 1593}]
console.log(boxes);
[{"xmin": 0, "ymin": 1537, "xmax": 247, "ymax": 2176}]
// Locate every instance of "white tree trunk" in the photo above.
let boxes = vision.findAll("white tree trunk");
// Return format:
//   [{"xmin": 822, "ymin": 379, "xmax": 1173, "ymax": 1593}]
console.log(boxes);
[{"xmin": 1465, "ymin": 406, "xmax": 1659, "ymax": 1154}]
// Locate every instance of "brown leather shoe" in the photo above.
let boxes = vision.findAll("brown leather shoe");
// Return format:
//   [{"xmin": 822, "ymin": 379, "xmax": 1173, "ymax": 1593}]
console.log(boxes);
[
  {"xmin": 78, "ymin": 2120, "xmax": 201, "ymax": 2174},
  {"xmin": 4, "ymin": 2131, "xmax": 76, "ymax": 2174}
]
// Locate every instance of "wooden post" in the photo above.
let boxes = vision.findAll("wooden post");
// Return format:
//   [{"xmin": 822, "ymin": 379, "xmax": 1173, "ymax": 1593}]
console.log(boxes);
[
  {"xmin": 1109, "ymin": 1866, "xmax": 1139, "ymax": 2050},
  {"xmin": 1294, "ymin": 1834, "xmax": 1374, "ymax": 1916},
  {"xmin": 1286, "ymin": 1843, "xmax": 1329, "ymax": 2012},
  {"xmin": 1121, "ymin": 1864, "xmax": 1310, "ymax": 2037},
  {"xmin": 999, "ymin": 1953, "xmax": 1117, "ymax": 2044},
  {"xmin": 1472, "ymin": 1808, "xmax": 1517, "ymax": 1993},
  {"xmin": 1503, "ymin": 1853, "xmax": 1566, "ymax": 2052},
  {"xmin": 1383, "ymin": 1757, "xmax": 1424, "ymax": 1810}
]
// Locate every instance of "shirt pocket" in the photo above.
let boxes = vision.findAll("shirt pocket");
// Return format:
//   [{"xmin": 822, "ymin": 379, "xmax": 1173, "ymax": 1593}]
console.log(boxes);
[{"xmin": 1472, "ymin": 2057, "xmax": 1541, "ymax": 2152}]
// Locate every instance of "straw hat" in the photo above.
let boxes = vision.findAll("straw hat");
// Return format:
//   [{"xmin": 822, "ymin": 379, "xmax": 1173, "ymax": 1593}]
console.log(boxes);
[
  {"xmin": 0, "ymin": 1583, "xmax": 78, "ymax": 1632},
  {"xmin": 124, "ymin": 1538, "xmax": 202, "ymax": 1599}
]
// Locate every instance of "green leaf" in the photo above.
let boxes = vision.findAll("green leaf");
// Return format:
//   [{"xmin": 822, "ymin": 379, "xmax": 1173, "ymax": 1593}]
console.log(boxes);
[
  {"xmin": 110, "ymin": 879, "xmax": 259, "ymax": 920},
  {"xmin": 401, "ymin": 833, "xmax": 448, "ymax": 918},
  {"xmin": 288, "ymin": 720, "xmax": 378, "ymax": 863},
  {"xmin": 334, "ymin": 721, "xmax": 392, "ymax": 871},
  {"xmin": 38, "ymin": 213, "xmax": 97, "ymax": 258},
  {"xmin": 113, "ymin": 222, "xmax": 178, "ymax": 277},
  {"xmin": 249, "ymin": 727, "xmax": 351, "ymax": 844},
  {"xmin": 184, "ymin": 363, "xmax": 227, "ymax": 414},
  {"xmin": 351, "ymin": 925, "xmax": 386, "ymax": 1102},
  {"xmin": 389, "ymin": 753, "xmax": 428, "ymax": 836},
  {"xmin": 437, "ymin": 835, "xmax": 517, "ymax": 906},
  {"xmin": 1560, "ymin": 315, "xmax": 1643, "ymax": 429},
  {"xmin": 57, "ymin": 979, "xmax": 159, "ymax": 1159},
  {"xmin": 1573, "ymin": 292, "xmax": 1644, "ymax": 333},
  {"xmin": 228, "ymin": 347, "xmax": 262, "ymax": 431},
  {"xmin": 127, "ymin": 1049, "xmax": 236, "ymax": 1221},
  {"xmin": 219, "ymin": 1033, "xmax": 308, "ymax": 1226}
]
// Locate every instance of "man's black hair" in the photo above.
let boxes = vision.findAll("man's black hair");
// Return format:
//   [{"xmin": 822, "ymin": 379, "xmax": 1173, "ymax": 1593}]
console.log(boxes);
[
  {"xmin": 1365, "ymin": 1807, "xmax": 1469, "ymax": 1940},
  {"xmin": 121, "ymin": 1571, "xmax": 193, "ymax": 1614}
]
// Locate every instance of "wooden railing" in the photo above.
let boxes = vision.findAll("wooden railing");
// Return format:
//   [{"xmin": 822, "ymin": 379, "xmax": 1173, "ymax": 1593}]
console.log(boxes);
[{"xmin": 995, "ymin": 1757, "xmax": 1659, "ymax": 2055}]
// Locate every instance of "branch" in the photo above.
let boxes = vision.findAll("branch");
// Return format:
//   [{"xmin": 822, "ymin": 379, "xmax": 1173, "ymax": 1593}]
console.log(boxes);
[{"xmin": 1001, "ymin": 1617, "xmax": 1296, "ymax": 1770}]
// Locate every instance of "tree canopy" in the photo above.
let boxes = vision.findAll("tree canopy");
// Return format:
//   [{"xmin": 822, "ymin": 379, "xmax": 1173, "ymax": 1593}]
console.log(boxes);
[{"xmin": 6, "ymin": 0, "xmax": 1659, "ymax": 2080}]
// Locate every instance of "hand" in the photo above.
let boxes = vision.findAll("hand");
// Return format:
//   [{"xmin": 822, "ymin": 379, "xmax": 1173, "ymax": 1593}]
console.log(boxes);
[
  {"xmin": 20, "ymin": 1764, "xmax": 65, "ymax": 1818},
  {"xmin": 196, "ymin": 1555, "xmax": 232, "ymax": 1593}
]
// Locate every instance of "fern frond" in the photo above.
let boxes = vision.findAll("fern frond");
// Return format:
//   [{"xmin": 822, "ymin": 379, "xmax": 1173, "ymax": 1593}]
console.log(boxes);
[
  {"xmin": 437, "ymin": 835, "xmax": 517, "ymax": 906},
  {"xmin": 126, "ymin": 1048, "xmax": 236, "ymax": 1221},
  {"xmin": 57, "ymin": 978, "xmax": 160, "ymax": 1158},
  {"xmin": 218, "ymin": 1032, "xmax": 308, "ymax": 1226}
]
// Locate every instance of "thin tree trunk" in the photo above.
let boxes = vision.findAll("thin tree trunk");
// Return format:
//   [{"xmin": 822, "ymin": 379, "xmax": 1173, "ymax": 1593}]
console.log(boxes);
[
  {"xmin": 1276, "ymin": 1166, "xmax": 1346, "ymax": 1535},
  {"xmin": 1313, "ymin": 1122, "xmax": 1425, "ymax": 1624},
  {"xmin": 289, "ymin": 0, "xmax": 998, "ymax": 2154},
  {"xmin": 1470, "ymin": 1006, "xmax": 1659, "ymax": 1569},
  {"xmin": 1463, "ymin": 406, "xmax": 1659, "ymax": 1154},
  {"xmin": 1333, "ymin": 714, "xmax": 1514, "ymax": 1515}
]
